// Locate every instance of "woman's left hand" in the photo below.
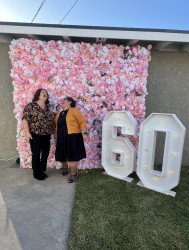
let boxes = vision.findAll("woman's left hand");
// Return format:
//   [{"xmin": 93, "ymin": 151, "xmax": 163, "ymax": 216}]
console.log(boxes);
[{"xmin": 83, "ymin": 134, "xmax": 89, "ymax": 142}]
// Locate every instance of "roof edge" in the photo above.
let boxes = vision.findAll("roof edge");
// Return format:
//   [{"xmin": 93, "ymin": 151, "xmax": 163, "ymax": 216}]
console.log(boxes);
[{"xmin": 0, "ymin": 21, "xmax": 189, "ymax": 34}]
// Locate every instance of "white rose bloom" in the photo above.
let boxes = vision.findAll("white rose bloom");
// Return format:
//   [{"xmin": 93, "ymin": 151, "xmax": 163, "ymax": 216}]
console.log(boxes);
[
  {"xmin": 89, "ymin": 86, "xmax": 94, "ymax": 92},
  {"xmin": 102, "ymin": 46, "xmax": 108, "ymax": 53}
]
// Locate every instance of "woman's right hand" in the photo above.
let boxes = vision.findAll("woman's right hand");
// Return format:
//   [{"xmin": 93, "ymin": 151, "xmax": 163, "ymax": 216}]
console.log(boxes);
[{"xmin": 25, "ymin": 131, "xmax": 32, "ymax": 143}]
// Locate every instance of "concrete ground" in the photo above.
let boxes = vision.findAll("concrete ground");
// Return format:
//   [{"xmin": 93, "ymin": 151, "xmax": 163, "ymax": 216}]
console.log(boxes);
[{"xmin": 0, "ymin": 159, "xmax": 75, "ymax": 250}]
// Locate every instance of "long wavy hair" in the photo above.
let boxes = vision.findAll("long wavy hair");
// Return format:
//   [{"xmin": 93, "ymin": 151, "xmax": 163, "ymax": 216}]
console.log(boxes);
[
  {"xmin": 32, "ymin": 89, "xmax": 49, "ymax": 105},
  {"xmin": 65, "ymin": 96, "xmax": 76, "ymax": 107}
]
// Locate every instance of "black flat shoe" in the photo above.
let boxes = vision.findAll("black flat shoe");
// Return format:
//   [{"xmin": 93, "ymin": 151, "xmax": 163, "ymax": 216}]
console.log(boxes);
[
  {"xmin": 68, "ymin": 174, "xmax": 78, "ymax": 183},
  {"xmin": 62, "ymin": 168, "xmax": 68, "ymax": 176},
  {"xmin": 42, "ymin": 172, "xmax": 48, "ymax": 178},
  {"xmin": 34, "ymin": 176, "xmax": 45, "ymax": 180}
]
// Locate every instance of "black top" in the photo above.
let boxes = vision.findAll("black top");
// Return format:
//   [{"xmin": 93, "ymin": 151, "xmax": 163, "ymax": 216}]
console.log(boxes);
[{"xmin": 57, "ymin": 110, "xmax": 69, "ymax": 135}]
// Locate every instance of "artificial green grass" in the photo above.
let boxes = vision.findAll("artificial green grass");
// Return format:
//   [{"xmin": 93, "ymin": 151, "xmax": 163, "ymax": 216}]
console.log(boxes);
[{"xmin": 69, "ymin": 167, "xmax": 189, "ymax": 250}]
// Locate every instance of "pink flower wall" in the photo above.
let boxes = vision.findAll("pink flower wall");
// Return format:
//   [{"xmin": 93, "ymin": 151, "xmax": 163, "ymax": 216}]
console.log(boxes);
[{"xmin": 9, "ymin": 38, "xmax": 151, "ymax": 169}]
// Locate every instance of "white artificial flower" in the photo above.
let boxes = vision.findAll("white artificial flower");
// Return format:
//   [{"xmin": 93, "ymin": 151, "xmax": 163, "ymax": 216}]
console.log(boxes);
[
  {"xmin": 11, "ymin": 39, "xmax": 17, "ymax": 45},
  {"xmin": 82, "ymin": 79, "xmax": 87, "ymax": 84},
  {"xmin": 130, "ymin": 85, "xmax": 135, "ymax": 90},
  {"xmin": 49, "ymin": 56, "xmax": 56, "ymax": 63},
  {"xmin": 141, "ymin": 48, "xmax": 148, "ymax": 55},
  {"xmin": 18, "ymin": 62, "xmax": 24, "ymax": 68},
  {"xmin": 102, "ymin": 46, "xmax": 108, "ymax": 53},
  {"xmin": 88, "ymin": 86, "xmax": 94, "ymax": 92},
  {"xmin": 56, "ymin": 162, "xmax": 62, "ymax": 169},
  {"xmin": 44, "ymin": 48, "xmax": 49, "ymax": 53},
  {"xmin": 73, "ymin": 44, "xmax": 78, "ymax": 52},
  {"xmin": 90, "ymin": 47, "xmax": 95, "ymax": 53},
  {"xmin": 125, "ymin": 88, "xmax": 131, "ymax": 94},
  {"xmin": 31, "ymin": 49, "xmax": 36, "ymax": 55},
  {"xmin": 123, "ymin": 81, "xmax": 129, "ymax": 87},
  {"xmin": 120, "ymin": 76, "xmax": 125, "ymax": 81}
]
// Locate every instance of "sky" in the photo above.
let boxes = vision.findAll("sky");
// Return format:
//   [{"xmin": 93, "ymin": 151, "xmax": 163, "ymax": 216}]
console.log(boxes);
[{"xmin": 0, "ymin": 0, "xmax": 189, "ymax": 30}]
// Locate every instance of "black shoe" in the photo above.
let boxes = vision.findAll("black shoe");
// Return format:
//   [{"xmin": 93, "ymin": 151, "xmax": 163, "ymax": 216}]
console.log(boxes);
[
  {"xmin": 62, "ymin": 167, "xmax": 68, "ymax": 176},
  {"xmin": 34, "ymin": 176, "xmax": 45, "ymax": 180},
  {"xmin": 42, "ymin": 172, "xmax": 48, "ymax": 178},
  {"xmin": 68, "ymin": 173, "xmax": 78, "ymax": 183},
  {"xmin": 16, "ymin": 157, "xmax": 20, "ymax": 165}
]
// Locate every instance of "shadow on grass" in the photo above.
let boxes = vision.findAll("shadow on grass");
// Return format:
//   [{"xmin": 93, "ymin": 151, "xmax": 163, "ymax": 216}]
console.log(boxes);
[{"xmin": 69, "ymin": 167, "xmax": 189, "ymax": 250}]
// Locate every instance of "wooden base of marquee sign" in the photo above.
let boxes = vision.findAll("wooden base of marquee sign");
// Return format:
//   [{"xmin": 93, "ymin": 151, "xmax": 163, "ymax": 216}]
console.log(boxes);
[{"xmin": 101, "ymin": 112, "xmax": 186, "ymax": 197}]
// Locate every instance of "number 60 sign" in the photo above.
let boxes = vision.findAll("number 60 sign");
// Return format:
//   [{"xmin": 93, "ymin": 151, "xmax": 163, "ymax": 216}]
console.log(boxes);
[{"xmin": 101, "ymin": 112, "xmax": 186, "ymax": 197}]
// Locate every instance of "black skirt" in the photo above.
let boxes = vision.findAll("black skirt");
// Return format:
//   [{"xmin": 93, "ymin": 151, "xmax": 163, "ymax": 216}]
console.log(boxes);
[{"xmin": 55, "ymin": 110, "xmax": 86, "ymax": 162}]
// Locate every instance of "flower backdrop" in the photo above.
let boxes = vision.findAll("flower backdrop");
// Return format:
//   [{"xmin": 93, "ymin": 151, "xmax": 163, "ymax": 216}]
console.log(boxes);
[{"xmin": 9, "ymin": 39, "xmax": 151, "ymax": 169}]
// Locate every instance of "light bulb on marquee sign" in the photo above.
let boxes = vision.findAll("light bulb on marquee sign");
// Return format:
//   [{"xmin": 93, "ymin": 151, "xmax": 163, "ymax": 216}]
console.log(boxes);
[{"xmin": 101, "ymin": 112, "xmax": 186, "ymax": 197}]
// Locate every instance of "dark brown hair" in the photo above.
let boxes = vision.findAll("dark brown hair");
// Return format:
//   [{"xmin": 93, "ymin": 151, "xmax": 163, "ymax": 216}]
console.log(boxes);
[
  {"xmin": 32, "ymin": 89, "xmax": 49, "ymax": 105},
  {"xmin": 65, "ymin": 96, "xmax": 76, "ymax": 107}
]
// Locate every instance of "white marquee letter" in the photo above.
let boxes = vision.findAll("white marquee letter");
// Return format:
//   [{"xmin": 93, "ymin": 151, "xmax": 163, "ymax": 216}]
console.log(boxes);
[
  {"xmin": 137, "ymin": 113, "xmax": 186, "ymax": 196},
  {"xmin": 102, "ymin": 111, "xmax": 137, "ymax": 182}
]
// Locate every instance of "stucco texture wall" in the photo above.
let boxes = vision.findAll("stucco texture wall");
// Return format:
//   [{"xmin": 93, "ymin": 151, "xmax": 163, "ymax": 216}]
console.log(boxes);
[
  {"xmin": 0, "ymin": 45, "xmax": 188, "ymax": 164},
  {"xmin": 146, "ymin": 51, "xmax": 189, "ymax": 165},
  {"xmin": 0, "ymin": 43, "xmax": 17, "ymax": 160}
]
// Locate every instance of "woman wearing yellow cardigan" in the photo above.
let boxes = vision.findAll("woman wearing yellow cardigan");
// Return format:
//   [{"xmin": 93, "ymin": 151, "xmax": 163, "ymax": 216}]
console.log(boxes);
[{"xmin": 55, "ymin": 97, "xmax": 88, "ymax": 183}]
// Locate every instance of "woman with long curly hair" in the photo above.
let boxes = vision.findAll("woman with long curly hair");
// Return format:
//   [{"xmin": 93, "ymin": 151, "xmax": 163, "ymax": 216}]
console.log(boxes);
[{"xmin": 22, "ymin": 89, "xmax": 54, "ymax": 180}]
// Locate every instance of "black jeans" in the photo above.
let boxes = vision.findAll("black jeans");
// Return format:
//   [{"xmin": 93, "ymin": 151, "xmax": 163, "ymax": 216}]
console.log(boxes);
[{"xmin": 29, "ymin": 133, "xmax": 51, "ymax": 177}]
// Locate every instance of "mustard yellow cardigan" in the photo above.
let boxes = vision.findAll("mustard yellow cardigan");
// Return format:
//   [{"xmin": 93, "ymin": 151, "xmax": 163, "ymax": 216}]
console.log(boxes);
[{"xmin": 55, "ymin": 107, "xmax": 87, "ymax": 134}]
